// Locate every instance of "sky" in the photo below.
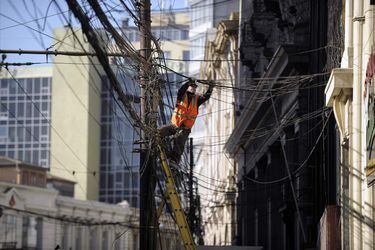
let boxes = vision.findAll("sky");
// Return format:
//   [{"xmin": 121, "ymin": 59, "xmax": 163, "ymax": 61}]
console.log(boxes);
[{"xmin": 0, "ymin": 0, "xmax": 188, "ymax": 64}]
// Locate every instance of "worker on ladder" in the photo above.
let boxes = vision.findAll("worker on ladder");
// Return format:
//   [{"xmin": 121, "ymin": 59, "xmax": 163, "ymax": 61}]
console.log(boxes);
[{"xmin": 159, "ymin": 79, "xmax": 213, "ymax": 166}]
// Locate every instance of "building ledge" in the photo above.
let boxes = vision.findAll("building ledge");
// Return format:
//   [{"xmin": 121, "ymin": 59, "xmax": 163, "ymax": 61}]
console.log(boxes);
[{"xmin": 325, "ymin": 68, "xmax": 353, "ymax": 107}]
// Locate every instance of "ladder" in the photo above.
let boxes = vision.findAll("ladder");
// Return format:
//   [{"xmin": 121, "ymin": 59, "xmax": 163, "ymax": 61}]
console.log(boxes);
[{"xmin": 157, "ymin": 143, "xmax": 196, "ymax": 250}]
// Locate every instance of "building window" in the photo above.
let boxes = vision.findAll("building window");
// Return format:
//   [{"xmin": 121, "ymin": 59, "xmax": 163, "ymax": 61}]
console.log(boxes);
[
  {"xmin": 36, "ymin": 217, "xmax": 43, "ymax": 249},
  {"xmin": 183, "ymin": 51, "xmax": 190, "ymax": 61},
  {"xmin": 75, "ymin": 227, "xmax": 82, "ymax": 250},
  {"xmin": 164, "ymin": 51, "xmax": 171, "ymax": 59},
  {"xmin": 34, "ymin": 79, "xmax": 40, "ymax": 94},
  {"xmin": 9, "ymin": 81, "xmax": 16, "ymax": 95},
  {"xmin": 0, "ymin": 214, "xmax": 17, "ymax": 248},
  {"xmin": 17, "ymin": 79, "xmax": 25, "ymax": 94},
  {"xmin": 89, "ymin": 228, "xmax": 98, "ymax": 250},
  {"xmin": 17, "ymin": 103, "xmax": 24, "ymax": 117},
  {"xmin": 102, "ymin": 230, "xmax": 108, "ymax": 250},
  {"xmin": 0, "ymin": 125, "xmax": 7, "ymax": 138},
  {"xmin": 62, "ymin": 224, "xmax": 69, "ymax": 250},
  {"xmin": 1, "ymin": 79, "xmax": 8, "ymax": 88},
  {"xmin": 0, "ymin": 88, "xmax": 8, "ymax": 95},
  {"xmin": 182, "ymin": 30, "xmax": 189, "ymax": 40},
  {"xmin": 191, "ymin": 0, "xmax": 212, "ymax": 28}
]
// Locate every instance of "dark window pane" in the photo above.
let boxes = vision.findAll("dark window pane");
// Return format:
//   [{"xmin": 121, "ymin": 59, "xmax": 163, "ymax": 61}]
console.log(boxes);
[
  {"xmin": 34, "ymin": 79, "xmax": 40, "ymax": 93},
  {"xmin": 17, "ymin": 103, "xmax": 24, "ymax": 117},
  {"xmin": 1, "ymin": 79, "xmax": 8, "ymax": 88},
  {"xmin": 116, "ymin": 172, "xmax": 123, "ymax": 183},
  {"xmin": 26, "ymin": 79, "xmax": 33, "ymax": 93},
  {"xmin": 100, "ymin": 173, "xmax": 106, "ymax": 189},
  {"xmin": 124, "ymin": 172, "xmax": 130, "ymax": 184},
  {"xmin": 42, "ymin": 78, "xmax": 49, "ymax": 87},
  {"xmin": 41, "ymin": 150, "xmax": 47, "ymax": 159},
  {"xmin": 132, "ymin": 173, "xmax": 138, "ymax": 187},
  {"xmin": 33, "ymin": 127, "xmax": 39, "ymax": 140},
  {"xmin": 42, "ymin": 102, "xmax": 48, "ymax": 111},
  {"xmin": 17, "ymin": 127, "xmax": 24, "ymax": 142},
  {"xmin": 183, "ymin": 51, "xmax": 190, "ymax": 60},
  {"xmin": 33, "ymin": 150, "xmax": 39, "ymax": 165},
  {"xmin": 18, "ymin": 150, "xmax": 23, "ymax": 159},
  {"xmin": 17, "ymin": 79, "xmax": 25, "ymax": 93},
  {"xmin": 182, "ymin": 30, "xmax": 189, "ymax": 40},
  {"xmin": 25, "ymin": 128, "xmax": 32, "ymax": 141},
  {"xmin": 25, "ymin": 150, "xmax": 31, "ymax": 162},
  {"xmin": 9, "ymin": 127, "xmax": 15, "ymax": 142},
  {"xmin": 100, "ymin": 149, "xmax": 107, "ymax": 164},
  {"xmin": 0, "ymin": 103, "xmax": 6, "ymax": 112},
  {"xmin": 41, "ymin": 126, "xmax": 47, "ymax": 135},
  {"xmin": 108, "ymin": 173, "xmax": 113, "ymax": 187},
  {"xmin": 9, "ymin": 103, "xmax": 15, "ymax": 116},
  {"xmin": 33, "ymin": 103, "xmax": 40, "ymax": 118},
  {"xmin": 8, "ymin": 150, "xmax": 14, "ymax": 158},
  {"xmin": 9, "ymin": 81, "xmax": 16, "ymax": 94},
  {"xmin": 0, "ymin": 126, "xmax": 6, "ymax": 137},
  {"xmin": 26, "ymin": 104, "xmax": 32, "ymax": 118}
]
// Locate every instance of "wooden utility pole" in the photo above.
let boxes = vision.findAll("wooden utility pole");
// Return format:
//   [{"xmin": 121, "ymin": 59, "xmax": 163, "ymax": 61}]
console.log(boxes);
[{"xmin": 139, "ymin": 0, "xmax": 157, "ymax": 249}]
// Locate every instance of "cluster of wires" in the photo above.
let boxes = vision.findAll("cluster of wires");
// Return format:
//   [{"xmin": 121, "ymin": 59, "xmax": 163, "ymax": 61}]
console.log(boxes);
[{"xmin": 0, "ymin": 0, "xmax": 347, "ymax": 246}]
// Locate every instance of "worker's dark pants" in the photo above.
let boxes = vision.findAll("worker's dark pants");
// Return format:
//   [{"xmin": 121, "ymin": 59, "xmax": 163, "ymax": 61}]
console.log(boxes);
[{"xmin": 159, "ymin": 124, "xmax": 191, "ymax": 164}]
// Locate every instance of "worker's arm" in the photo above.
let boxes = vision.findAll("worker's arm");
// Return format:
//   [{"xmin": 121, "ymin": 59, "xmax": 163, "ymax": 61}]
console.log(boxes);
[
  {"xmin": 198, "ymin": 84, "xmax": 214, "ymax": 106},
  {"xmin": 176, "ymin": 81, "xmax": 190, "ymax": 103}
]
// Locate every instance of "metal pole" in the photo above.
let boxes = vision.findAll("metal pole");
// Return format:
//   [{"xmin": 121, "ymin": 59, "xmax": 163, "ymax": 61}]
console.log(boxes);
[{"xmin": 139, "ymin": 0, "xmax": 156, "ymax": 249}]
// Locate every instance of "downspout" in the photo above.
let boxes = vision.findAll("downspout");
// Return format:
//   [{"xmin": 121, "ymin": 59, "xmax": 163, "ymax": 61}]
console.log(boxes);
[
  {"xmin": 342, "ymin": 0, "xmax": 354, "ymax": 68},
  {"xmin": 352, "ymin": 0, "xmax": 364, "ymax": 248}
]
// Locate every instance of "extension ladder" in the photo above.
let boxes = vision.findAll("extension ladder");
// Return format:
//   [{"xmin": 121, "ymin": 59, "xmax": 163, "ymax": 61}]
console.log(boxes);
[{"xmin": 157, "ymin": 143, "xmax": 196, "ymax": 250}]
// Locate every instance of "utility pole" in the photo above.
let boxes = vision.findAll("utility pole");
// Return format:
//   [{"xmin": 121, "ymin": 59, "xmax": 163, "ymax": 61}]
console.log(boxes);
[
  {"xmin": 196, "ymin": 186, "xmax": 204, "ymax": 245},
  {"xmin": 188, "ymin": 137, "xmax": 195, "ymax": 235},
  {"xmin": 139, "ymin": 0, "xmax": 157, "ymax": 249}
]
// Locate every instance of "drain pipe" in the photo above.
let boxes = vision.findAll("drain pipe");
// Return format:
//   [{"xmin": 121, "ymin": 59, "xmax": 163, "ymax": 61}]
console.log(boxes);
[{"xmin": 352, "ymin": 0, "xmax": 364, "ymax": 248}]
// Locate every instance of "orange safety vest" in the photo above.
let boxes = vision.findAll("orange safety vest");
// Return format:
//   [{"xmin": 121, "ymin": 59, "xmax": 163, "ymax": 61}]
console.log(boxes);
[{"xmin": 171, "ymin": 93, "xmax": 199, "ymax": 128}]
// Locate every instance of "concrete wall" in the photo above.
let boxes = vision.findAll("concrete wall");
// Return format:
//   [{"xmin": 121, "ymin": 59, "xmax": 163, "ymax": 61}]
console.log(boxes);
[{"xmin": 50, "ymin": 27, "xmax": 102, "ymax": 201}]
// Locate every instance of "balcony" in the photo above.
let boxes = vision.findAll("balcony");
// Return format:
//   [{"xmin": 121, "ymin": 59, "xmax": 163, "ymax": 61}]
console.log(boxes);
[{"xmin": 325, "ymin": 68, "xmax": 353, "ymax": 107}]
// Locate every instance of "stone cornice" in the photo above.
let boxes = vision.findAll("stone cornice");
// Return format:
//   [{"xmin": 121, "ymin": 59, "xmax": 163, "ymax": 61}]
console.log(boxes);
[{"xmin": 225, "ymin": 45, "xmax": 308, "ymax": 158}]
